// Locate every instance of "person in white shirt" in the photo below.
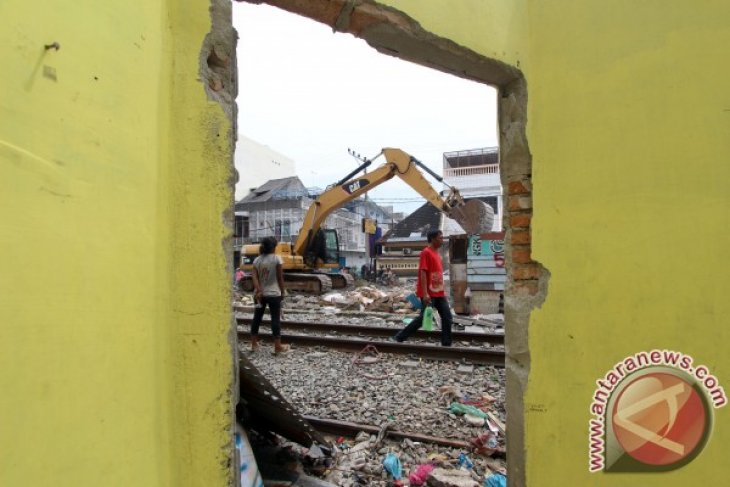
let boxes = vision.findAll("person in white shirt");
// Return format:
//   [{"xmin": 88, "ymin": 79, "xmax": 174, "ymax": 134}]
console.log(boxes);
[{"xmin": 250, "ymin": 236, "xmax": 288, "ymax": 354}]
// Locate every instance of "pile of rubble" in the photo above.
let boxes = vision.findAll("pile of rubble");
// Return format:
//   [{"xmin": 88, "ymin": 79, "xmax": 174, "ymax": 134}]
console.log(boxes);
[
  {"xmin": 317, "ymin": 285, "xmax": 415, "ymax": 314},
  {"xmin": 247, "ymin": 346, "xmax": 507, "ymax": 486},
  {"xmin": 234, "ymin": 284, "xmax": 416, "ymax": 314}
]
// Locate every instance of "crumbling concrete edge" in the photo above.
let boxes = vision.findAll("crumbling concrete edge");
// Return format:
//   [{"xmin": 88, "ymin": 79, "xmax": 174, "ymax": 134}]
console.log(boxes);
[
  {"xmin": 501, "ymin": 76, "xmax": 547, "ymax": 487},
  {"xmin": 200, "ymin": 0, "xmax": 239, "ymax": 484}
]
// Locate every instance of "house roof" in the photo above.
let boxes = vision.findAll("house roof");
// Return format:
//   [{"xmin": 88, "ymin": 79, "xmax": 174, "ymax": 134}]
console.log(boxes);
[
  {"xmin": 381, "ymin": 196, "xmax": 499, "ymax": 243},
  {"xmin": 237, "ymin": 176, "xmax": 307, "ymax": 204},
  {"xmin": 380, "ymin": 203, "xmax": 444, "ymax": 241}
]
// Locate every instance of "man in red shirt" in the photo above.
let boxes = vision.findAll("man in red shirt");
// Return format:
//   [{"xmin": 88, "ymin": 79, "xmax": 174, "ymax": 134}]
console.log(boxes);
[{"xmin": 394, "ymin": 229, "xmax": 453, "ymax": 346}]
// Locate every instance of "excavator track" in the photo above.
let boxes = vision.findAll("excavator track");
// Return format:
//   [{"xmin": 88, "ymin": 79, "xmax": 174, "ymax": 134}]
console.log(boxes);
[
  {"xmin": 284, "ymin": 273, "xmax": 332, "ymax": 294},
  {"xmin": 329, "ymin": 273, "xmax": 355, "ymax": 290},
  {"xmin": 239, "ymin": 273, "xmax": 333, "ymax": 295}
]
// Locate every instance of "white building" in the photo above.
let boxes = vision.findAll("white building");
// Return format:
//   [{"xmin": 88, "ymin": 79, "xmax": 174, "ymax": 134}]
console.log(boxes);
[
  {"xmin": 442, "ymin": 147, "xmax": 502, "ymax": 231},
  {"xmin": 234, "ymin": 134, "xmax": 296, "ymax": 201}
]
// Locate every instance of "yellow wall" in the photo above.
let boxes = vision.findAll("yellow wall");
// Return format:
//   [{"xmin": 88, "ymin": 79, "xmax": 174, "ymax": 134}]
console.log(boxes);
[
  {"xmin": 384, "ymin": 0, "xmax": 730, "ymax": 484},
  {"xmin": 525, "ymin": 2, "xmax": 730, "ymax": 484},
  {"xmin": 0, "ymin": 1, "xmax": 234, "ymax": 486}
]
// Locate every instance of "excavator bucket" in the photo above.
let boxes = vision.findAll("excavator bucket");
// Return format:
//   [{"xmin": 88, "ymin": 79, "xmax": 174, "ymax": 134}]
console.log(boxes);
[{"xmin": 450, "ymin": 199, "xmax": 495, "ymax": 235}]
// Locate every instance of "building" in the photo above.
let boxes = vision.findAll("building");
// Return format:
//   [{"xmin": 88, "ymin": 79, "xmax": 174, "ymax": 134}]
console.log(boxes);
[
  {"xmin": 443, "ymin": 147, "xmax": 502, "ymax": 231},
  {"xmin": 234, "ymin": 134, "xmax": 296, "ymax": 201},
  {"xmin": 376, "ymin": 202, "xmax": 465, "ymax": 277},
  {"xmin": 234, "ymin": 177, "xmax": 396, "ymax": 269}
]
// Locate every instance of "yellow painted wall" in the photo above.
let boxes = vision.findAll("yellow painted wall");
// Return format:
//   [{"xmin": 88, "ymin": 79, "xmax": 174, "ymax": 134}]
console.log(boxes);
[
  {"xmin": 383, "ymin": 0, "xmax": 730, "ymax": 484},
  {"xmin": 0, "ymin": 1, "xmax": 234, "ymax": 486},
  {"xmin": 525, "ymin": 2, "xmax": 730, "ymax": 484}
]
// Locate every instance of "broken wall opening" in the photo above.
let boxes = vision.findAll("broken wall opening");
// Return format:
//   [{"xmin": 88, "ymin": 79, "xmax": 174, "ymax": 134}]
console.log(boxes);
[{"xmin": 231, "ymin": 1, "xmax": 546, "ymax": 485}]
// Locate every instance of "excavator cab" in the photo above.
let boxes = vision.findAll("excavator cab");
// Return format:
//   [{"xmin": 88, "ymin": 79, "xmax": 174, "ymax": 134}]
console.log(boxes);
[{"xmin": 304, "ymin": 228, "xmax": 340, "ymax": 268}]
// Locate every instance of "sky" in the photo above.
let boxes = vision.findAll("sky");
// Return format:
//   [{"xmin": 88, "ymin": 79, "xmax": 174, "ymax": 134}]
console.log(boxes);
[{"xmin": 233, "ymin": 3, "xmax": 498, "ymax": 214}]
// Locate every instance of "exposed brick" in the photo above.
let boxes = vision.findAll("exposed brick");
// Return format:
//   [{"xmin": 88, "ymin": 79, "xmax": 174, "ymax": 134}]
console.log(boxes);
[
  {"xmin": 508, "ymin": 195, "xmax": 532, "ymax": 211},
  {"xmin": 507, "ymin": 180, "xmax": 530, "ymax": 195},
  {"xmin": 512, "ymin": 265, "xmax": 540, "ymax": 280},
  {"xmin": 512, "ymin": 247, "xmax": 532, "ymax": 264},
  {"xmin": 510, "ymin": 213, "xmax": 531, "ymax": 229},
  {"xmin": 511, "ymin": 231, "xmax": 531, "ymax": 245}
]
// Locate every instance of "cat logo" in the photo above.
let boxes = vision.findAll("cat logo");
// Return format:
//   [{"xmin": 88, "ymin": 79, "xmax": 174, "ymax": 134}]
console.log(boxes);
[{"xmin": 343, "ymin": 178, "xmax": 370, "ymax": 195}]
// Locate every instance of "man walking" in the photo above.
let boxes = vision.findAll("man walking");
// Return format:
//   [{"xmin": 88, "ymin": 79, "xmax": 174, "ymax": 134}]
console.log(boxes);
[{"xmin": 394, "ymin": 229, "xmax": 452, "ymax": 346}]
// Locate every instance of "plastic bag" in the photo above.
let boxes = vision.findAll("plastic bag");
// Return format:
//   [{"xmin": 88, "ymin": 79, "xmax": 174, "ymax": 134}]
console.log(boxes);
[
  {"xmin": 458, "ymin": 452, "xmax": 474, "ymax": 470},
  {"xmin": 484, "ymin": 473, "xmax": 507, "ymax": 487},
  {"xmin": 408, "ymin": 464, "xmax": 435, "ymax": 486},
  {"xmin": 383, "ymin": 453, "xmax": 403, "ymax": 480},
  {"xmin": 423, "ymin": 305, "xmax": 434, "ymax": 331},
  {"xmin": 449, "ymin": 402, "xmax": 488, "ymax": 419}
]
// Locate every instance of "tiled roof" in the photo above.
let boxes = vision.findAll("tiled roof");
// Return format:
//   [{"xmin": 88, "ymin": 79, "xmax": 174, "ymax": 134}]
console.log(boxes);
[
  {"xmin": 380, "ymin": 203, "xmax": 441, "ymax": 241},
  {"xmin": 381, "ymin": 196, "xmax": 497, "ymax": 242},
  {"xmin": 237, "ymin": 176, "xmax": 306, "ymax": 204}
]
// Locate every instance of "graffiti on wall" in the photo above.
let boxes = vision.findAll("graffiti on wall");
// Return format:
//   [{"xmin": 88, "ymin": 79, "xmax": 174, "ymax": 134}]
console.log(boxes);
[{"xmin": 468, "ymin": 235, "xmax": 505, "ymax": 267}]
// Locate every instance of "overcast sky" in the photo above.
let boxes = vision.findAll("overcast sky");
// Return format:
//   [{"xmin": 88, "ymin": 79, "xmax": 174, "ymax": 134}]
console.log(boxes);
[{"xmin": 233, "ymin": 3, "xmax": 498, "ymax": 213}]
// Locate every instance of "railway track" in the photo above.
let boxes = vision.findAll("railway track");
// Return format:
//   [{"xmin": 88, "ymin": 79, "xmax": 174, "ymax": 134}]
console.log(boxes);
[
  {"xmin": 238, "ymin": 318, "xmax": 505, "ymax": 366},
  {"xmin": 236, "ymin": 317, "xmax": 504, "ymax": 345}
]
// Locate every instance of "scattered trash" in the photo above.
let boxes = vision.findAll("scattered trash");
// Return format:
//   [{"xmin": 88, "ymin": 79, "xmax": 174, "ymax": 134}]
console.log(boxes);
[
  {"xmin": 406, "ymin": 293, "xmax": 422, "ymax": 310},
  {"xmin": 464, "ymin": 413, "xmax": 486, "ymax": 426},
  {"xmin": 471, "ymin": 432, "xmax": 500, "ymax": 455},
  {"xmin": 449, "ymin": 402, "xmax": 488, "ymax": 419},
  {"xmin": 383, "ymin": 453, "xmax": 403, "ymax": 480},
  {"xmin": 484, "ymin": 472, "xmax": 507, "ymax": 487},
  {"xmin": 458, "ymin": 452, "xmax": 474, "ymax": 470},
  {"xmin": 234, "ymin": 424, "xmax": 263, "ymax": 487},
  {"xmin": 408, "ymin": 463, "xmax": 435, "ymax": 486},
  {"xmin": 427, "ymin": 453, "xmax": 450, "ymax": 463}
]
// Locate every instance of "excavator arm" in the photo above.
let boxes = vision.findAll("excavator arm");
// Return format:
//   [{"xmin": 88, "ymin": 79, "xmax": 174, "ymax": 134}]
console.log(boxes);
[{"xmin": 293, "ymin": 148, "xmax": 477, "ymax": 264}]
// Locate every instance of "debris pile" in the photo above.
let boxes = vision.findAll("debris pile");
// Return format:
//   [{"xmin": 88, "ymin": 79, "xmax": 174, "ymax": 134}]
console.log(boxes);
[
  {"xmin": 247, "ymin": 345, "xmax": 507, "ymax": 486},
  {"xmin": 318, "ymin": 286, "xmax": 414, "ymax": 313}
]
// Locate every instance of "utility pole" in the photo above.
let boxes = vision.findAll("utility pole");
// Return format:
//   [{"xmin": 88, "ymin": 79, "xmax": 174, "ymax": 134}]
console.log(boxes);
[{"xmin": 348, "ymin": 148, "xmax": 374, "ymax": 274}]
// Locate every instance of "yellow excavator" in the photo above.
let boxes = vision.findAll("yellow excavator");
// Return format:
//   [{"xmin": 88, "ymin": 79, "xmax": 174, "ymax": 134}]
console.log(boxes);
[{"xmin": 239, "ymin": 147, "xmax": 493, "ymax": 294}]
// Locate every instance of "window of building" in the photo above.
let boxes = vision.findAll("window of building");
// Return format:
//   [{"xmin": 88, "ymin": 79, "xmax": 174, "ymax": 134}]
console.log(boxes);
[
  {"xmin": 234, "ymin": 216, "xmax": 249, "ymax": 238},
  {"xmin": 275, "ymin": 219, "xmax": 291, "ymax": 240}
]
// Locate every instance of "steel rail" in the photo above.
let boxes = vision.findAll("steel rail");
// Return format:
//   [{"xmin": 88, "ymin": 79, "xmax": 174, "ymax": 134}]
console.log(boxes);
[
  {"xmin": 303, "ymin": 415, "xmax": 472, "ymax": 449},
  {"xmin": 237, "ymin": 317, "xmax": 504, "ymax": 345},
  {"xmin": 305, "ymin": 415, "xmax": 506, "ymax": 458},
  {"xmin": 247, "ymin": 334, "xmax": 505, "ymax": 366}
]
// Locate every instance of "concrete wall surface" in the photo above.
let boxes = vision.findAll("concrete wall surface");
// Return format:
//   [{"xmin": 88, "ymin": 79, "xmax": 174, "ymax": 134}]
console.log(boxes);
[{"xmin": 0, "ymin": 0, "xmax": 235, "ymax": 486}]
